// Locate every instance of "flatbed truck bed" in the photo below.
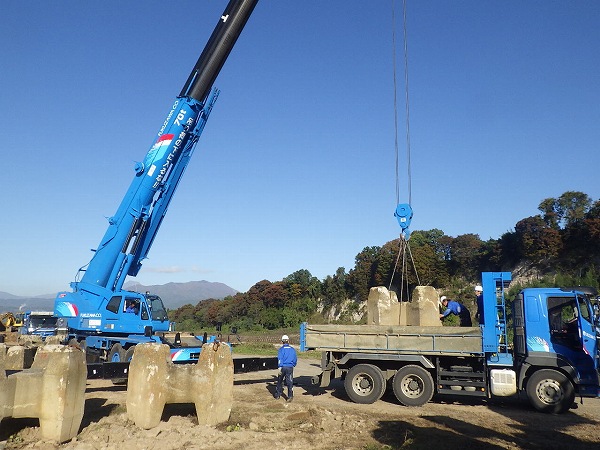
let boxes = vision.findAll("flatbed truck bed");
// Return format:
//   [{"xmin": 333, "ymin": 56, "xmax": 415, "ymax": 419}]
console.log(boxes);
[{"xmin": 302, "ymin": 323, "xmax": 484, "ymax": 355}]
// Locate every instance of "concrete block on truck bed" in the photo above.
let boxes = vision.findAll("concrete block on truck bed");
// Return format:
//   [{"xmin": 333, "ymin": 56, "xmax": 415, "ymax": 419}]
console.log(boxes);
[
  {"xmin": 304, "ymin": 324, "xmax": 483, "ymax": 354},
  {"xmin": 127, "ymin": 342, "xmax": 234, "ymax": 429},
  {"xmin": 367, "ymin": 286, "xmax": 400, "ymax": 325},
  {"xmin": 404, "ymin": 286, "xmax": 442, "ymax": 326},
  {"xmin": 0, "ymin": 344, "xmax": 87, "ymax": 443}
]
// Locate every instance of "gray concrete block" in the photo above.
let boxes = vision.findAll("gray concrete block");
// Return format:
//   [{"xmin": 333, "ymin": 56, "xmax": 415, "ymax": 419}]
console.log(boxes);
[
  {"xmin": 367, "ymin": 287, "xmax": 400, "ymax": 325},
  {"xmin": 0, "ymin": 344, "xmax": 87, "ymax": 443},
  {"xmin": 126, "ymin": 342, "xmax": 234, "ymax": 429},
  {"xmin": 407, "ymin": 286, "xmax": 442, "ymax": 326}
]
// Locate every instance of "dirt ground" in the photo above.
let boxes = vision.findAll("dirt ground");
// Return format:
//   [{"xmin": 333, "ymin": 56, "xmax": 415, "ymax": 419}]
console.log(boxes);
[{"xmin": 1, "ymin": 357, "xmax": 600, "ymax": 450}]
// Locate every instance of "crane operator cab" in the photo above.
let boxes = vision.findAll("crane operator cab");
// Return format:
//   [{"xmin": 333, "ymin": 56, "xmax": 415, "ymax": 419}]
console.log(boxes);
[{"xmin": 99, "ymin": 291, "xmax": 170, "ymax": 335}]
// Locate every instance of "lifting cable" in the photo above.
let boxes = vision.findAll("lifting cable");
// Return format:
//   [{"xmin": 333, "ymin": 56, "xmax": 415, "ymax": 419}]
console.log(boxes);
[{"xmin": 389, "ymin": 0, "xmax": 420, "ymax": 299}]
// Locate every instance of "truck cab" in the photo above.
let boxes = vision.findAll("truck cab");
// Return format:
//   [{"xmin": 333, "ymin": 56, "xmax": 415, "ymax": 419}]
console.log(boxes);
[
  {"xmin": 21, "ymin": 311, "xmax": 59, "ymax": 340},
  {"xmin": 515, "ymin": 287, "xmax": 599, "ymax": 397}
]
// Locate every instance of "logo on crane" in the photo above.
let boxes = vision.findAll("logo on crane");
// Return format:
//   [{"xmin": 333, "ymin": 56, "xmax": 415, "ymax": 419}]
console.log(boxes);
[{"xmin": 146, "ymin": 134, "xmax": 174, "ymax": 177}]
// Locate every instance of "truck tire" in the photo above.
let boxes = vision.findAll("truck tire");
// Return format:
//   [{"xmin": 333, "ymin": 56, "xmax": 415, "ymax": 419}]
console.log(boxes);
[
  {"xmin": 108, "ymin": 343, "xmax": 126, "ymax": 362},
  {"xmin": 344, "ymin": 364, "xmax": 386, "ymax": 404},
  {"xmin": 526, "ymin": 369, "xmax": 575, "ymax": 414},
  {"xmin": 392, "ymin": 364, "xmax": 434, "ymax": 407}
]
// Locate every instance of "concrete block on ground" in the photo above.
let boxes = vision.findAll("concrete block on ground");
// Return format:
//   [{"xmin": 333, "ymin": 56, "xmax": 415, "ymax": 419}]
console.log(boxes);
[
  {"xmin": 1, "ymin": 344, "xmax": 37, "ymax": 370},
  {"xmin": 0, "ymin": 344, "xmax": 87, "ymax": 443},
  {"xmin": 406, "ymin": 286, "xmax": 442, "ymax": 326},
  {"xmin": 127, "ymin": 342, "xmax": 234, "ymax": 429},
  {"xmin": 367, "ymin": 287, "xmax": 400, "ymax": 325},
  {"xmin": 18, "ymin": 334, "xmax": 43, "ymax": 346}
]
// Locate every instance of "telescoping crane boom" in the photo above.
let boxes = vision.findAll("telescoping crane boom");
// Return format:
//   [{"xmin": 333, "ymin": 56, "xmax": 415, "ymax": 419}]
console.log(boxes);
[{"xmin": 54, "ymin": 0, "xmax": 259, "ymax": 363}]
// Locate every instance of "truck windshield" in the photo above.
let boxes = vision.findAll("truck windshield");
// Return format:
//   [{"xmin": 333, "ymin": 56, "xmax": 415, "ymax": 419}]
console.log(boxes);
[
  {"xmin": 147, "ymin": 295, "xmax": 168, "ymax": 322},
  {"xmin": 29, "ymin": 316, "xmax": 58, "ymax": 328}
]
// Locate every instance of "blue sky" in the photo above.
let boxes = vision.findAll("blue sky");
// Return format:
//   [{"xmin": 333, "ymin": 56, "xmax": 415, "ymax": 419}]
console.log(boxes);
[{"xmin": 2, "ymin": 1, "xmax": 599, "ymax": 297}]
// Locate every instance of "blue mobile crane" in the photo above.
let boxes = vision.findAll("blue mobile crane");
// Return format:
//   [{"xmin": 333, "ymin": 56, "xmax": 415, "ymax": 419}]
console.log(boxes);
[{"xmin": 53, "ymin": 0, "xmax": 259, "ymax": 366}]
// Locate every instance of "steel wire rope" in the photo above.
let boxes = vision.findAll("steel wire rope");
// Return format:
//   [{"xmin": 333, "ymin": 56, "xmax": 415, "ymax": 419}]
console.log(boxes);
[{"xmin": 389, "ymin": 0, "xmax": 420, "ymax": 294}]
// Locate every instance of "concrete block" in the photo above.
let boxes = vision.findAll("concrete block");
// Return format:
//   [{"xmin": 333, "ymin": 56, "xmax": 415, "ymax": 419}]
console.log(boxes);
[
  {"xmin": 2, "ymin": 345, "xmax": 37, "ymax": 370},
  {"xmin": 127, "ymin": 342, "xmax": 234, "ymax": 429},
  {"xmin": 399, "ymin": 302, "xmax": 409, "ymax": 325},
  {"xmin": 406, "ymin": 286, "xmax": 442, "ymax": 326},
  {"xmin": 0, "ymin": 344, "xmax": 87, "ymax": 443},
  {"xmin": 367, "ymin": 287, "xmax": 400, "ymax": 325},
  {"xmin": 18, "ymin": 334, "xmax": 43, "ymax": 346}
]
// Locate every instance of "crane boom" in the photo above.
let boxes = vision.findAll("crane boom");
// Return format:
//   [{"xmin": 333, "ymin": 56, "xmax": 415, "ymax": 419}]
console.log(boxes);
[
  {"xmin": 55, "ymin": 1, "xmax": 258, "ymax": 349},
  {"xmin": 79, "ymin": 0, "xmax": 257, "ymax": 294}
]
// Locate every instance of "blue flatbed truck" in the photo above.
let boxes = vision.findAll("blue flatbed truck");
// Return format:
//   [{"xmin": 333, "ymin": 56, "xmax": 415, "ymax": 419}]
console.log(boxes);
[{"xmin": 301, "ymin": 272, "xmax": 600, "ymax": 413}]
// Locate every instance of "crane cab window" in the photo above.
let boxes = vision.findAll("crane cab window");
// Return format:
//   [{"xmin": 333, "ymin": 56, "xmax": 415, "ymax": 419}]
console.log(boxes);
[
  {"xmin": 124, "ymin": 298, "xmax": 140, "ymax": 315},
  {"xmin": 106, "ymin": 296, "xmax": 122, "ymax": 314},
  {"xmin": 140, "ymin": 304, "xmax": 149, "ymax": 321}
]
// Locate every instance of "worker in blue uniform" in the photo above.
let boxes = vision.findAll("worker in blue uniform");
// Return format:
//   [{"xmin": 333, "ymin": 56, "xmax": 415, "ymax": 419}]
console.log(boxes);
[
  {"xmin": 274, "ymin": 334, "xmax": 297, "ymax": 402},
  {"xmin": 440, "ymin": 296, "xmax": 472, "ymax": 326},
  {"xmin": 474, "ymin": 285, "xmax": 484, "ymax": 325}
]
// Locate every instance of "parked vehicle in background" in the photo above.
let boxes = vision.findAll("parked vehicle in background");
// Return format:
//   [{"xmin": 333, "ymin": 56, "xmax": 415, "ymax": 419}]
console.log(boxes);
[{"xmin": 21, "ymin": 311, "xmax": 58, "ymax": 340}]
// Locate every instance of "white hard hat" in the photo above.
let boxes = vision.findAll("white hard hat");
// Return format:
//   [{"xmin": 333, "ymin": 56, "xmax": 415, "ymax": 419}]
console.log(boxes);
[
  {"xmin": 475, "ymin": 285, "xmax": 483, "ymax": 292},
  {"xmin": 440, "ymin": 296, "xmax": 447, "ymax": 302},
  {"xmin": 281, "ymin": 335, "xmax": 289, "ymax": 341}
]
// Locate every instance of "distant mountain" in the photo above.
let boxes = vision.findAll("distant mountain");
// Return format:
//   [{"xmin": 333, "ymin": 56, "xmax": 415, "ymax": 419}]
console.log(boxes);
[
  {"xmin": 0, "ymin": 297, "xmax": 54, "ymax": 313},
  {"xmin": 124, "ymin": 280, "xmax": 237, "ymax": 309},
  {"xmin": 0, "ymin": 281, "xmax": 237, "ymax": 313},
  {"xmin": 0, "ymin": 291, "xmax": 21, "ymax": 300}
]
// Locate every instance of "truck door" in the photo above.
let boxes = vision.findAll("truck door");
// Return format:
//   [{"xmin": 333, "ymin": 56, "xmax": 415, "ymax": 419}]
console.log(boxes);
[
  {"xmin": 575, "ymin": 294, "xmax": 598, "ymax": 379},
  {"xmin": 547, "ymin": 295, "xmax": 597, "ymax": 386}
]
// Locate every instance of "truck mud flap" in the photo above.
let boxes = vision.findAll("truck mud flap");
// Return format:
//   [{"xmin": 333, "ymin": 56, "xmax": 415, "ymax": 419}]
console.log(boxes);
[{"xmin": 312, "ymin": 370, "xmax": 331, "ymax": 388}]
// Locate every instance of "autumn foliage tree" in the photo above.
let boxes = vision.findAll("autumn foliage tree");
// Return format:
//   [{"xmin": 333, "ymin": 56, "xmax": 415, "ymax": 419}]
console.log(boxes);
[{"xmin": 171, "ymin": 191, "xmax": 599, "ymax": 332}]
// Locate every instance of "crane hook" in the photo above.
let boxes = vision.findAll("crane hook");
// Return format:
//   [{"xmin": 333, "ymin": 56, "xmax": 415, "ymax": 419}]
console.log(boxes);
[{"xmin": 394, "ymin": 203, "xmax": 413, "ymax": 239}]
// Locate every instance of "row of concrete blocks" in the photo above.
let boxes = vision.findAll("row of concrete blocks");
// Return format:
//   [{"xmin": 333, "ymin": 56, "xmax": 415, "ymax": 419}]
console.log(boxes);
[
  {"xmin": 367, "ymin": 285, "xmax": 442, "ymax": 326},
  {"xmin": 0, "ymin": 342, "xmax": 234, "ymax": 443}
]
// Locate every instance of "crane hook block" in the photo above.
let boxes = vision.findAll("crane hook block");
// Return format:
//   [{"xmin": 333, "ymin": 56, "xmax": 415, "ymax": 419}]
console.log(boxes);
[{"xmin": 394, "ymin": 203, "xmax": 413, "ymax": 238}]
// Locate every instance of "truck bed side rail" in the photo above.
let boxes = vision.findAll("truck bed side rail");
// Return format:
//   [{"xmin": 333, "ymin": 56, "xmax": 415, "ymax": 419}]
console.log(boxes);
[{"xmin": 301, "ymin": 323, "xmax": 483, "ymax": 356}]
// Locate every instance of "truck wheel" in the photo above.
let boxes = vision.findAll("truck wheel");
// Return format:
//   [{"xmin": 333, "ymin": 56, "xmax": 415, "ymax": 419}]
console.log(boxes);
[
  {"xmin": 108, "ymin": 343, "xmax": 126, "ymax": 362},
  {"xmin": 344, "ymin": 364, "xmax": 386, "ymax": 404},
  {"xmin": 526, "ymin": 369, "xmax": 574, "ymax": 414},
  {"xmin": 392, "ymin": 365, "xmax": 434, "ymax": 407}
]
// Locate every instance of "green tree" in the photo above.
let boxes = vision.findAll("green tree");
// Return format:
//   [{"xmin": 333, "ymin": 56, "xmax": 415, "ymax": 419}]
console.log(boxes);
[
  {"xmin": 514, "ymin": 216, "xmax": 562, "ymax": 263},
  {"xmin": 447, "ymin": 233, "xmax": 484, "ymax": 280},
  {"xmin": 283, "ymin": 269, "xmax": 322, "ymax": 301},
  {"xmin": 321, "ymin": 267, "xmax": 348, "ymax": 311},
  {"xmin": 347, "ymin": 246, "xmax": 380, "ymax": 302},
  {"xmin": 538, "ymin": 191, "xmax": 591, "ymax": 229}
]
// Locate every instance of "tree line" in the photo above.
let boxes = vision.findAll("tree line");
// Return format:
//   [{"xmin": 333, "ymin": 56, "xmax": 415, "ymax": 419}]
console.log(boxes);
[{"xmin": 170, "ymin": 191, "xmax": 600, "ymax": 332}]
